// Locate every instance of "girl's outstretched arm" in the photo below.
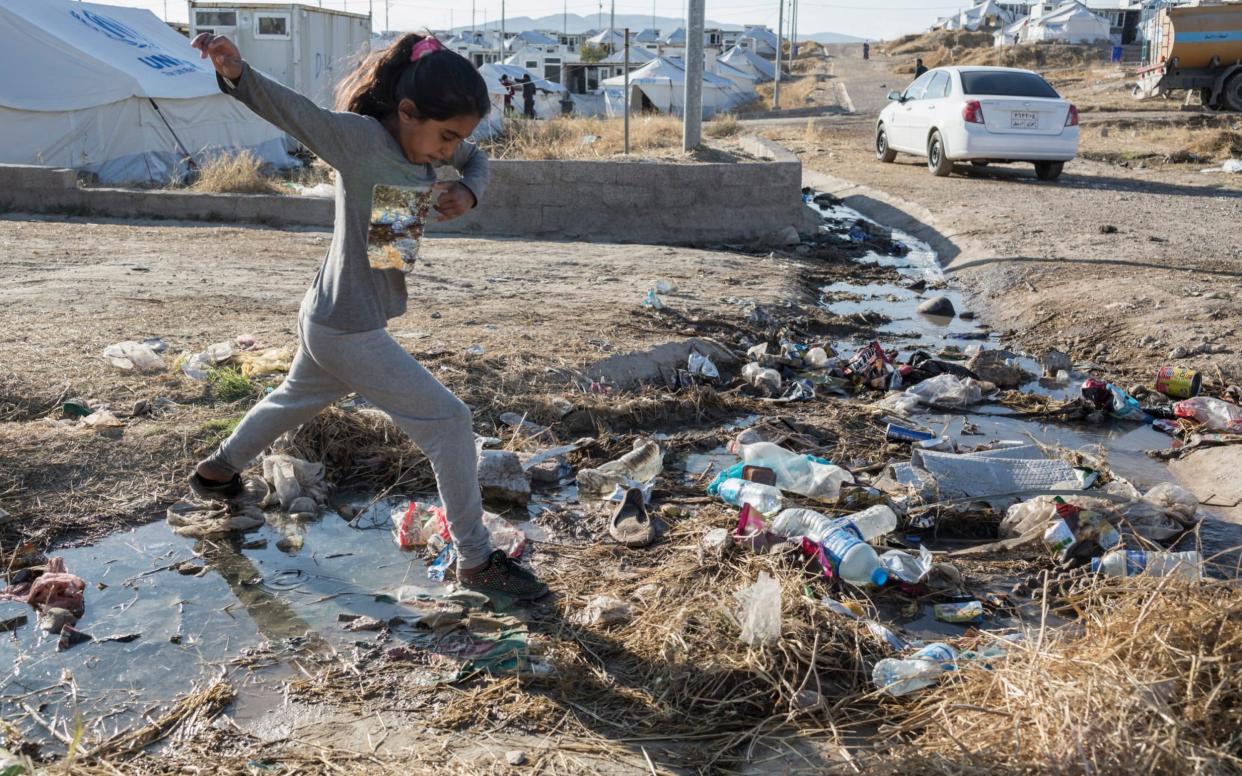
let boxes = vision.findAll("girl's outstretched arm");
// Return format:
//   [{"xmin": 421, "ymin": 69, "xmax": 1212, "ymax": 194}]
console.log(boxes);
[
  {"xmin": 446, "ymin": 141, "xmax": 490, "ymax": 214},
  {"xmin": 192, "ymin": 33, "xmax": 370, "ymax": 170}
]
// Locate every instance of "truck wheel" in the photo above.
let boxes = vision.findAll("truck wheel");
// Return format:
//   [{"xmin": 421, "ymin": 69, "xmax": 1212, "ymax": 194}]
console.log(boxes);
[
  {"xmin": 1223, "ymin": 73, "xmax": 1242, "ymax": 112},
  {"xmin": 1034, "ymin": 161, "xmax": 1064, "ymax": 181},
  {"xmin": 927, "ymin": 131, "xmax": 953, "ymax": 177},
  {"xmin": 876, "ymin": 125, "xmax": 897, "ymax": 163}
]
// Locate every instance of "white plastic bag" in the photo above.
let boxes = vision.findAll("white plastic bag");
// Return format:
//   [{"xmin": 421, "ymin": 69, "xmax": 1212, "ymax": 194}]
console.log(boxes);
[
  {"xmin": 735, "ymin": 571, "xmax": 781, "ymax": 646},
  {"xmin": 688, "ymin": 351, "xmax": 719, "ymax": 380},
  {"xmin": 904, "ymin": 374, "xmax": 983, "ymax": 407},
  {"xmin": 1142, "ymin": 483, "xmax": 1200, "ymax": 527},
  {"xmin": 483, "ymin": 512, "xmax": 528, "ymax": 558},
  {"xmin": 1000, "ymin": 497, "xmax": 1058, "ymax": 539},
  {"xmin": 103, "ymin": 341, "xmax": 164, "ymax": 372}
]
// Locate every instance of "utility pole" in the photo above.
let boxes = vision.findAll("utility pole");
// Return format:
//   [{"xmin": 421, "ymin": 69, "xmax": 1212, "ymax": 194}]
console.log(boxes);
[
  {"xmin": 563, "ymin": 0, "xmax": 567, "ymax": 40},
  {"xmin": 472, "ymin": 0, "xmax": 476, "ymax": 34},
  {"xmin": 385, "ymin": 0, "xmax": 389, "ymax": 34},
  {"xmin": 610, "ymin": 0, "xmax": 614, "ymax": 35},
  {"xmin": 624, "ymin": 27, "xmax": 631, "ymax": 154},
  {"xmin": 791, "ymin": 0, "xmax": 798, "ymax": 59},
  {"xmin": 683, "ymin": 0, "xmax": 704, "ymax": 149},
  {"xmin": 773, "ymin": 0, "xmax": 784, "ymax": 109},
  {"xmin": 501, "ymin": 0, "xmax": 506, "ymax": 60}
]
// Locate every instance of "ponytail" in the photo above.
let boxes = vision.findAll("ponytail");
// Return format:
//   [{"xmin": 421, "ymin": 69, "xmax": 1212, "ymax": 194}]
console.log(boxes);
[{"xmin": 335, "ymin": 33, "xmax": 490, "ymax": 121}]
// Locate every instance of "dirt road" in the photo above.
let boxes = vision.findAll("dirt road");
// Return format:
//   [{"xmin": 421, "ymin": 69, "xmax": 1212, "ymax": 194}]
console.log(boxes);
[{"xmin": 773, "ymin": 45, "xmax": 1242, "ymax": 387}]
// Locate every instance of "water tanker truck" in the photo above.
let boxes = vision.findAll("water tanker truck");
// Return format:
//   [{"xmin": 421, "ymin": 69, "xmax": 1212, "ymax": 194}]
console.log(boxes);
[{"xmin": 1134, "ymin": 1, "xmax": 1242, "ymax": 111}]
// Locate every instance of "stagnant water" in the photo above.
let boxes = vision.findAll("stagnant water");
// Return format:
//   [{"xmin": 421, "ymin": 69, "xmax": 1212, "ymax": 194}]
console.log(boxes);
[{"xmin": 3, "ymin": 200, "xmax": 1238, "ymax": 755}]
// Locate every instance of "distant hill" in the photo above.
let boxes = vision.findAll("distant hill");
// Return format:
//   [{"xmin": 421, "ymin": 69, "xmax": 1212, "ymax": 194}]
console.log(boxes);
[
  {"xmin": 451, "ymin": 13, "xmax": 738, "ymax": 35},
  {"xmin": 798, "ymin": 32, "xmax": 868, "ymax": 44}
]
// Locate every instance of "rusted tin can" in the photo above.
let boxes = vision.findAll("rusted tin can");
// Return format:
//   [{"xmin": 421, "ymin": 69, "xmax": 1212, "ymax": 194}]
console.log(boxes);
[{"xmin": 1155, "ymin": 365, "xmax": 1201, "ymax": 399}]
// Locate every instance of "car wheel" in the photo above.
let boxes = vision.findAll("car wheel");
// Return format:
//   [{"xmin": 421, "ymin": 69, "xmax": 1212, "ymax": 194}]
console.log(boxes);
[
  {"xmin": 1034, "ymin": 161, "xmax": 1064, "ymax": 181},
  {"xmin": 1223, "ymin": 73, "xmax": 1242, "ymax": 112},
  {"xmin": 927, "ymin": 131, "xmax": 952, "ymax": 177},
  {"xmin": 876, "ymin": 125, "xmax": 897, "ymax": 163}
]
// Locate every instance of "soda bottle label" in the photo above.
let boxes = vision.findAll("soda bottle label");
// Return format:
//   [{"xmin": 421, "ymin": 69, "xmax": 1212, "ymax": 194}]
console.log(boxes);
[
  {"xmin": 829, "ymin": 517, "xmax": 864, "ymax": 542},
  {"xmin": 914, "ymin": 643, "xmax": 956, "ymax": 667},
  {"xmin": 1125, "ymin": 550, "xmax": 1147, "ymax": 576}
]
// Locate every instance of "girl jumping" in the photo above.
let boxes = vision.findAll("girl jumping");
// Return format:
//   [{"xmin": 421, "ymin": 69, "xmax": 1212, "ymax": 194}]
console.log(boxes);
[{"xmin": 188, "ymin": 32, "xmax": 547, "ymax": 600}]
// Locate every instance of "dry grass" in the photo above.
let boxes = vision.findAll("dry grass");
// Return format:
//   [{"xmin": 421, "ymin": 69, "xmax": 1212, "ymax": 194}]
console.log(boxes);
[
  {"xmin": 189, "ymin": 150, "xmax": 282, "ymax": 194},
  {"xmin": 877, "ymin": 576, "xmax": 1242, "ymax": 774},
  {"xmin": 886, "ymin": 29, "xmax": 994, "ymax": 57},
  {"xmin": 706, "ymin": 113, "xmax": 742, "ymax": 139},
  {"xmin": 480, "ymin": 115, "xmax": 689, "ymax": 159},
  {"xmin": 1080, "ymin": 115, "xmax": 1242, "ymax": 166}
]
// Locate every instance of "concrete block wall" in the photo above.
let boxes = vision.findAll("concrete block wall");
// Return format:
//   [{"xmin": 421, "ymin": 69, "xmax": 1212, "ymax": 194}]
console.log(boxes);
[{"xmin": 0, "ymin": 140, "xmax": 807, "ymax": 245}]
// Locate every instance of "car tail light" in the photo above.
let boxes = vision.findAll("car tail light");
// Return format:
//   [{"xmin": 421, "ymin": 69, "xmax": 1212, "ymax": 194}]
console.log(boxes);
[
  {"xmin": 963, "ymin": 100, "xmax": 985, "ymax": 125},
  {"xmin": 1066, "ymin": 104, "xmax": 1079, "ymax": 127}
]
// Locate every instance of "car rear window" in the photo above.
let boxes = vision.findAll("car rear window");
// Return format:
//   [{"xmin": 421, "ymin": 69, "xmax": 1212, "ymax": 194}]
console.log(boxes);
[{"xmin": 960, "ymin": 71, "xmax": 1059, "ymax": 98}]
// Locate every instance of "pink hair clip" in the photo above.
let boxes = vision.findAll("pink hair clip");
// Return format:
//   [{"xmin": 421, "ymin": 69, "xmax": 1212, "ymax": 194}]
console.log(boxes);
[{"xmin": 410, "ymin": 36, "xmax": 443, "ymax": 62}]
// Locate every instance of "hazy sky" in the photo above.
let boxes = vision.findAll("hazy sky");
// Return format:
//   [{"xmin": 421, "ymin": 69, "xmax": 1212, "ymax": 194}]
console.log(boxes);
[{"xmin": 103, "ymin": 0, "xmax": 969, "ymax": 42}]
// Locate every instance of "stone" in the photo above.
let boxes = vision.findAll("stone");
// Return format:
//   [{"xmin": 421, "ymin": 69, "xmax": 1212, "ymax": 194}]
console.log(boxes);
[
  {"xmin": 477, "ymin": 450, "xmax": 531, "ymax": 504},
  {"xmin": 288, "ymin": 496, "xmax": 318, "ymax": 517},
  {"xmin": 1040, "ymin": 349, "xmax": 1072, "ymax": 377},
  {"xmin": 773, "ymin": 226, "xmax": 801, "ymax": 246},
  {"xmin": 917, "ymin": 296, "xmax": 956, "ymax": 317},
  {"xmin": 276, "ymin": 534, "xmax": 304, "ymax": 553},
  {"xmin": 506, "ymin": 751, "xmax": 528, "ymax": 766},
  {"xmin": 967, "ymin": 350, "xmax": 1036, "ymax": 389},
  {"xmin": 700, "ymin": 527, "xmax": 734, "ymax": 556},
  {"xmin": 343, "ymin": 615, "xmax": 384, "ymax": 632},
  {"xmin": 1169, "ymin": 346, "xmax": 1190, "ymax": 360}
]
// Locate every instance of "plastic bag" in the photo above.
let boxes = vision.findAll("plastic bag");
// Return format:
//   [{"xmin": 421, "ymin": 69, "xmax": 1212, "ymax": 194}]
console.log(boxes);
[
  {"xmin": 238, "ymin": 345, "xmax": 295, "ymax": 378},
  {"xmin": 881, "ymin": 545, "xmax": 935, "ymax": 584},
  {"xmin": 1142, "ymin": 483, "xmax": 1200, "ymax": 527},
  {"xmin": 687, "ymin": 351, "xmax": 719, "ymax": 381},
  {"xmin": 1000, "ymin": 497, "xmax": 1057, "ymax": 539},
  {"xmin": 391, "ymin": 501, "xmax": 449, "ymax": 549},
  {"xmin": 904, "ymin": 374, "xmax": 983, "ymax": 407},
  {"xmin": 103, "ymin": 341, "xmax": 164, "ymax": 372},
  {"xmin": 735, "ymin": 571, "xmax": 781, "ymax": 646},
  {"xmin": 1174, "ymin": 397, "xmax": 1242, "ymax": 434},
  {"xmin": 484, "ymin": 512, "xmax": 527, "ymax": 558}
]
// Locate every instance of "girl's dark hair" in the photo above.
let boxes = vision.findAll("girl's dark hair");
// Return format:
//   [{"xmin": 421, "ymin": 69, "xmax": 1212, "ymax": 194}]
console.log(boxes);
[{"xmin": 336, "ymin": 33, "xmax": 490, "ymax": 121}]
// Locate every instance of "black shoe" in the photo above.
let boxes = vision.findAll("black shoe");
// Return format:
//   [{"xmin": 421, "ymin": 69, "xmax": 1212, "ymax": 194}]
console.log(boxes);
[
  {"xmin": 188, "ymin": 471, "xmax": 245, "ymax": 502},
  {"xmin": 459, "ymin": 550, "xmax": 549, "ymax": 601}
]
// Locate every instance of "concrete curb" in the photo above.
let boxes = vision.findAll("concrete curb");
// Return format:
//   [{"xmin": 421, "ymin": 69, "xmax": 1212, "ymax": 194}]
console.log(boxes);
[{"xmin": 0, "ymin": 142, "xmax": 811, "ymax": 246}]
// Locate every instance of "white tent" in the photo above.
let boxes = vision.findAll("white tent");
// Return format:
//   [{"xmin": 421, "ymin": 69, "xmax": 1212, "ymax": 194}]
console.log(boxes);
[
  {"xmin": 600, "ymin": 56, "xmax": 748, "ymax": 118},
  {"xmin": 1027, "ymin": 2, "xmax": 1111, "ymax": 43},
  {"xmin": 599, "ymin": 45, "xmax": 657, "ymax": 66},
  {"xmin": 587, "ymin": 28, "xmax": 626, "ymax": 50},
  {"xmin": 995, "ymin": 17, "xmax": 1030, "ymax": 47},
  {"xmin": 473, "ymin": 62, "xmax": 567, "ymax": 136},
  {"xmin": 738, "ymin": 25, "xmax": 779, "ymax": 57},
  {"xmin": 711, "ymin": 59, "xmax": 760, "ymax": 97},
  {"xmin": 960, "ymin": 0, "xmax": 1015, "ymax": 31},
  {"xmin": 719, "ymin": 45, "xmax": 776, "ymax": 81},
  {"xmin": 0, "ymin": 0, "xmax": 292, "ymax": 185}
]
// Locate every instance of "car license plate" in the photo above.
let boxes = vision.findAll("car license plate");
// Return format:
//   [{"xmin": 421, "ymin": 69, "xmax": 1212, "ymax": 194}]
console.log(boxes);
[{"xmin": 1010, "ymin": 110, "xmax": 1038, "ymax": 129}]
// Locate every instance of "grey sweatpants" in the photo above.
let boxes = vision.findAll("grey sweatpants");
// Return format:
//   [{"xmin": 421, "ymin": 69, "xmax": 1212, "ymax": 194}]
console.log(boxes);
[{"xmin": 209, "ymin": 314, "xmax": 492, "ymax": 569}]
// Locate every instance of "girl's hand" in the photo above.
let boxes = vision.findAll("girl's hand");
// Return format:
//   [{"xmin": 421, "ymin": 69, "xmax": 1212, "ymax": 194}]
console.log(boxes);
[
  {"xmin": 191, "ymin": 33, "xmax": 244, "ymax": 80},
  {"xmin": 432, "ymin": 182, "xmax": 476, "ymax": 222}
]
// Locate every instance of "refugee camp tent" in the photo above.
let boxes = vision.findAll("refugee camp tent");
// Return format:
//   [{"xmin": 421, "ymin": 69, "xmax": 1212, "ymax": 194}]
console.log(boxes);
[
  {"xmin": 1027, "ymin": 2, "xmax": 1112, "ymax": 43},
  {"xmin": 599, "ymin": 45, "xmax": 657, "ymax": 66},
  {"xmin": 475, "ymin": 62, "xmax": 568, "ymax": 134},
  {"xmin": 995, "ymin": 17, "xmax": 1030, "ymax": 47},
  {"xmin": 587, "ymin": 28, "xmax": 626, "ymax": 50},
  {"xmin": 738, "ymin": 25, "xmax": 779, "ymax": 57},
  {"xmin": 719, "ymin": 45, "xmax": 776, "ymax": 81},
  {"xmin": 601, "ymin": 56, "xmax": 748, "ymax": 118},
  {"xmin": 0, "ymin": 0, "xmax": 293, "ymax": 185},
  {"xmin": 959, "ymin": 0, "xmax": 1014, "ymax": 31},
  {"xmin": 711, "ymin": 59, "xmax": 761, "ymax": 97}
]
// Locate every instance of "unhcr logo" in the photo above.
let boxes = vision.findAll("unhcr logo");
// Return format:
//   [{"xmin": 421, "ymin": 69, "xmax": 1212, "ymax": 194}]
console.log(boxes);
[{"xmin": 70, "ymin": 8, "xmax": 154, "ymax": 49}]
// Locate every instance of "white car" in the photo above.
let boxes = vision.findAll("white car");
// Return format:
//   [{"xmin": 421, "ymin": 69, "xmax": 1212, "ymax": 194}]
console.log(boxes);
[{"xmin": 875, "ymin": 66, "xmax": 1079, "ymax": 181}]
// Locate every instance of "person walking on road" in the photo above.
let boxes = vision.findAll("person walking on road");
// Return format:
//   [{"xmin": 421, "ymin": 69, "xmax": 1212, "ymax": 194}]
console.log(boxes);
[
  {"xmin": 915, "ymin": 58, "xmax": 928, "ymax": 77},
  {"xmin": 500, "ymin": 74, "xmax": 515, "ymax": 115},
  {"xmin": 862, "ymin": 41, "xmax": 870, "ymax": 60}
]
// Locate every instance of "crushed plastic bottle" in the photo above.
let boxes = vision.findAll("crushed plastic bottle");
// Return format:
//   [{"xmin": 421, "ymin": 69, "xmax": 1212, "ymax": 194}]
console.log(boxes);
[
  {"xmin": 641, "ymin": 289, "xmax": 664, "ymax": 310},
  {"xmin": 717, "ymin": 478, "xmax": 784, "ymax": 516},
  {"xmin": 1173, "ymin": 396, "xmax": 1242, "ymax": 434},
  {"xmin": 771, "ymin": 504, "xmax": 896, "ymax": 544},
  {"xmin": 872, "ymin": 643, "xmax": 958, "ymax": 696},
  {"xmin": 1092, "ymin": 549, "xmax": 1202, "ymax": 581},
  {"xmin": 1081, "ymin": 378, "xmax": 1147, "ymax": 421},
  {"xmin": 576, "ymin": 439, "xmax": 664, "ymax": 499},
  {"xmin": 820, "ymin": 523, "xmax": 888, "ymax": 587},
  {"xmin": 728, "ymin": 441, "xmax": 854, "ymax": 501}
]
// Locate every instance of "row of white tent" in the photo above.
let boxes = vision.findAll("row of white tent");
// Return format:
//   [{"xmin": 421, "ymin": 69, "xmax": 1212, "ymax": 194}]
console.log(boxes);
[
  {"xmin": 935, "ymin": 0, "xmax": 1113, "ymax": 46},
  {"xmin": 0, "ymin": 0, "xmax": 292, "ymax": 185},
  {"xmin": 0, "ymin": 0, "xmax": 776, "ymax": 184}
]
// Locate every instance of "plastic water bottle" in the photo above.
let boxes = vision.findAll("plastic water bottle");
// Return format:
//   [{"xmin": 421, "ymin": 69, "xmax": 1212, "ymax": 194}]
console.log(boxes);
[
  {"xmin": 729, "ymin": 441, "xmax": 854, "ymax": 501},
  {"xmin": 771, "ymin": 505, "xmax": 896, "ymax": 544},
  {"xmin": 1092, "ymin": 549, "xmax": 1202, "ymax": 581},
  {"xmin": 717, "ymin": 478, "xmax": 784, "ymax": 516},
  {"xmin": 821, "ymin": 523, "xmax": 888, "ymax": 587},
  {"xmin": 741, "ymin": 363, "xmax": 782, "ymax": 393},
  {"xmin": 872, "ymin": 643, "xmax": 958, "ymax": 696}
]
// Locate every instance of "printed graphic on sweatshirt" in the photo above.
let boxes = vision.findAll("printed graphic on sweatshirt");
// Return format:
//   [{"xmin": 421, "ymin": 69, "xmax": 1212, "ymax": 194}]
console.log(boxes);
[{"xmin": 368, "ymin": 184, "xmax": 435, "ymax": 273}]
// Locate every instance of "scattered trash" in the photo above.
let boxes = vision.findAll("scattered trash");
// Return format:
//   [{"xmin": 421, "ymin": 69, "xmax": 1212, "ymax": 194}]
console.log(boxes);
[
  {"xmin": 687, "ymin": 350, "xmax": 720, "ymax": 381},
  {"xmin": 899, "ymin": 445, "xmax": 1080, "ymax": 510},
  {"xmin": 729, "ymin": 440, "xmax": 854, "ymax": 501},
  {"xmin": 1093, "ymin": 549, "xmax": 1202, "ymax": 581},
  {"xmin": 236, "ymin": 345, "xmax": 295, "ymax": 378},
  {"xmin": 967, "ymin": 350, "xmax": 1035, "ymax": 389},
  {"xmin": 391, "ymin": 501, "xmax": 450, "ymax": 550},
  {"xmin": 880, "ymin": 545, "xmax": 935, "ymax": 584},
  {"xmin": 1174, "ymin": 396, "xmax": 1242, "ymax": 433},
  {"xmin": 103, "ymin": 340, "xmax": 164, "ymax": 372},
  {"xmin": 261, "ymin": 454, "xmax": 329, "ymax": 515},
  {"xmin": 577, "ymin": 595, "xmax": 632, "ymax": 626},
  {"xmin": 576, "ymin": 439, "xmax": 663, "ymax": 501},
  {"xmin": 934, "ymin": 599, "xmax": 985, "ymax": 623},
  {"xmin": 499, "ymin": 412, "xmax": 553, "ymax": 442},
  {"xmin": 741, "ymin": 362, "xmax": 783, "ymax": 394},
  {"xmin": 484, "ymin": 512, "xmax": 528, "ymax": 558},
  {"xmin": 82, "ymin": 409, "xmax": 123, "ymax": 429},
  {"xmin": 641, "ymin": 289, "xmax": 665, "ymax": 310},
  {"xmin": 873, "ymin": 643, "xmax": 958, "ymax": 696},
  {"xmin": 1, "ymin": 557, "xmax": 86, "ymax": 637},
  {"xmin": 654, "ymin": 279, "xmax": 678, "ymax": 294},
  {"xmin": 701, "ymin": 527, "xmax": 734, "ymax": 556},
  {"xmin": 903, "ymin": 374, "xmax": 985, "ymax": 407},
  {"xmin": 735, "ymin": 571, "xmax": 781, "ymax": 646},
  {"xmin": 717, "ymin": 478, "xmax": 784, "ymax": 516}
]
